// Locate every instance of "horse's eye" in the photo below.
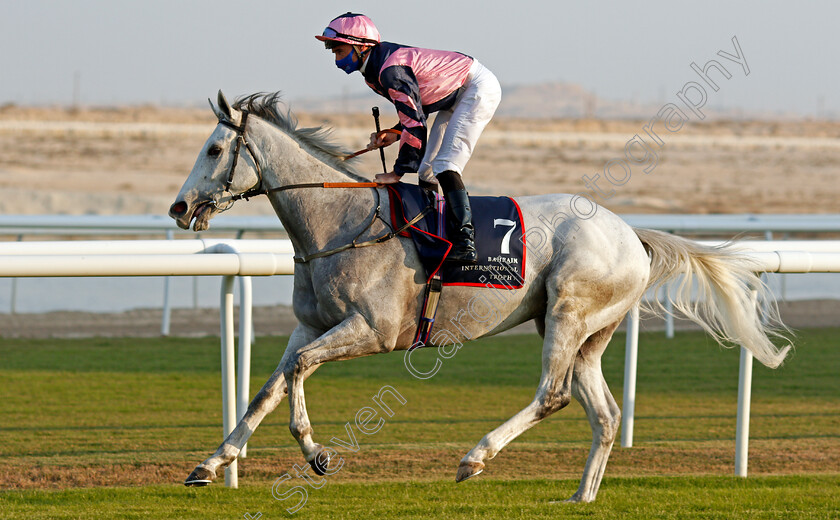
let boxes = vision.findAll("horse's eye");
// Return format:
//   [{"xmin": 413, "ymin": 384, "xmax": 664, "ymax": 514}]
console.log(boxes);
[{"xmin": 207, "ymin": 145, "xmax": 222, "ymax": 157}]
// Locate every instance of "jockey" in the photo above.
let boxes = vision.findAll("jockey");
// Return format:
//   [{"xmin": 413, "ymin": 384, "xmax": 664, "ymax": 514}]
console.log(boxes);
[{"xmin": 316, "ymin": 12, "xmax": 502, "ymax": 265}]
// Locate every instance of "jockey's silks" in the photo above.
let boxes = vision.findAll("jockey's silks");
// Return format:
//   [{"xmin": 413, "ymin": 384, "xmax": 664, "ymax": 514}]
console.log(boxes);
[{"xmin": 361, "ymin": 42, "xmax": 474, "ymax": 175}]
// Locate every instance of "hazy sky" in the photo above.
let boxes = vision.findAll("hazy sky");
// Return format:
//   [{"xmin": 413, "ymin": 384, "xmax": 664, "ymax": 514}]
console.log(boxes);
[{"xmin": 1, "ymin": 1, "xmax": 835, "ymax": 116}]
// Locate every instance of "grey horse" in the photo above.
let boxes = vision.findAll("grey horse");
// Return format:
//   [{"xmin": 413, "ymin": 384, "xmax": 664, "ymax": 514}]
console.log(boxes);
[{"xmin": 168, "ymin": 92, "xmax": 790, "ymax": 503}]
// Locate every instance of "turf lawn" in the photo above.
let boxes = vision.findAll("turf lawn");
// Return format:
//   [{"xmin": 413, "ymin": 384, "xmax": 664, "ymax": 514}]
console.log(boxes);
[{"xmin": 1, "ymin": 327, "xmax": 838, "ymax": 519}]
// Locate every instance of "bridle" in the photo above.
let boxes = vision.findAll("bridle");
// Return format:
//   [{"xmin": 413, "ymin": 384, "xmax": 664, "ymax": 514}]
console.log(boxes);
[
  {"xmin": 208, "ymin": 110, "xmax": 432, "ymax": 263},
  {"xmin": 212, "ymin": 110, "xmax": 265, "ymax": 210}
]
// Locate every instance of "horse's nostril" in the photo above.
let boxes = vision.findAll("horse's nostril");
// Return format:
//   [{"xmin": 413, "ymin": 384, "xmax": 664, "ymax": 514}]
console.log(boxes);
[{"xmin": 170, "ymin": 201, "xmax": 188, "ymax": 217}]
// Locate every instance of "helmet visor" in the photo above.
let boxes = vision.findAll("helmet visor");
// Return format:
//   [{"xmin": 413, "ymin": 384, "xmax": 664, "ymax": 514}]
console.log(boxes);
[{"xmin": 319, "ymin": 27, "xmax": 378, "ymax": 46}]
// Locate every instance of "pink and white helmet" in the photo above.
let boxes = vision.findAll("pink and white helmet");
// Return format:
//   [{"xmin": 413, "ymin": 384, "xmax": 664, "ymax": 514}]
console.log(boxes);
[{"xmin": 315, "ymin": 13, "xmax": 380, "ymax": 47}]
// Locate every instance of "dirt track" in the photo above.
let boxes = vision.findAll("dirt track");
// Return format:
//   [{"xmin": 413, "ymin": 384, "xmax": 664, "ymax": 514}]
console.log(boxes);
[{"xmin": 1, "ymin": 300, "xmax": 837, "ymax": 339}]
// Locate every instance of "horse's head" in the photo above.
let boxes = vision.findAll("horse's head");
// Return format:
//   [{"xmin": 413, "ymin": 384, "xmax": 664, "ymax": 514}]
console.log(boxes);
[{"xmin": 169, "ymin": 90, "xmax": 263, "ymax": 231}]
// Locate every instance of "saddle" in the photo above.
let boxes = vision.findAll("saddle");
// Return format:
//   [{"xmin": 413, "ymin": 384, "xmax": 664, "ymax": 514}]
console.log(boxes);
[{"xmin": 386, "ymin": 183, "xmax": 526, "ymax": 347}]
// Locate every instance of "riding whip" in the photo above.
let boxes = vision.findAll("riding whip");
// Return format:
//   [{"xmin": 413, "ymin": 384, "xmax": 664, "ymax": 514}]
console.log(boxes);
[{"xmin": 372, "ymin": 106, "xmax": 388, "ymax": 173}]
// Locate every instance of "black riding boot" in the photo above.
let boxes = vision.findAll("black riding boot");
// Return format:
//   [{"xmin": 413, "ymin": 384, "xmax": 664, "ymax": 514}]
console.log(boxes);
[{"xmin": 443, "ymin": 188, "xmax": 478, "ymax": 265}]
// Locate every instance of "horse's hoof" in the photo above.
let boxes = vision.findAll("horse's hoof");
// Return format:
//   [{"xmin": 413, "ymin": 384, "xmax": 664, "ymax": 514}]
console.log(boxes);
[
  {"xmin": 307, "ymin": 449, "xmax": 331, "ymax": 476},
  {"xmin": 455, "ymin": 461, "xmax": 484, "ymax": 482},
  {"xmin": 184, "ymin": 466, "xmax": 216, "ymax": 487},
  {"xmin": 559, "ymin": 493, "xmax": 589, "ymax": 504}
]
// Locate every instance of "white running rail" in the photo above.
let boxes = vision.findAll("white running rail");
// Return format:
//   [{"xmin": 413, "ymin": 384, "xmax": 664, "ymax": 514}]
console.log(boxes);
[{"xmin": 3, "ymin": 214, "xmax": 837, "ymax": 333}]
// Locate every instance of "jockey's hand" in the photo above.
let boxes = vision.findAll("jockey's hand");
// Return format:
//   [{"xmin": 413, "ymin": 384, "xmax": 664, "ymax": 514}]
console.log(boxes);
[
  {"xmin": 368, "ymin": 130, "xmax": 400, "ymax": 149},
  {"xmin": 374, "ymin": 171, "xmax": 401, "ymax": 184}
]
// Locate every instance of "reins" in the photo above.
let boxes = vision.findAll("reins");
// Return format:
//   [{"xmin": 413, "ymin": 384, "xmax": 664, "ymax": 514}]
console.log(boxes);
[
  {"xmin": 229, "ymin": 182, "xmax": 378, "ymax": 202},
  {"xmin": 210, "ymin": 112, "xmax": 432, "ymax": 264}
]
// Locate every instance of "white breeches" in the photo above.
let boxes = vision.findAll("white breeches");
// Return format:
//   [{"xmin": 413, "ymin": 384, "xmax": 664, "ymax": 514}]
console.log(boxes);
[{"xmin": 418, "ymin": 60, "xmax": 502, "ymax": 183}]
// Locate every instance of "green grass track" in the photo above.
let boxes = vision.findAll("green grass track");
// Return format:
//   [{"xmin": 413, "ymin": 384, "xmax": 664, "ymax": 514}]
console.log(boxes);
[{"xmin": 1, "ymin": 328, "xmax": 838, "ymax": 518}]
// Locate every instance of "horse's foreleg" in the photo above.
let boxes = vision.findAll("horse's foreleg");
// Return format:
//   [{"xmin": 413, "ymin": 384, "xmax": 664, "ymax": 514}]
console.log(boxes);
[
  {"xmin": 456, "ymin": 307, "xmax": 585, "ymax": 482},
  {"xmin": 185, "ymin": 367, "xmax": 289, "ymax": 485},
  {"xmin": 284, "ymin": 314, "xmax": 384, "ymax": 474},
  {"xmin": 185, "ymin": 327, "xmax": 319, "ymax": 486}
]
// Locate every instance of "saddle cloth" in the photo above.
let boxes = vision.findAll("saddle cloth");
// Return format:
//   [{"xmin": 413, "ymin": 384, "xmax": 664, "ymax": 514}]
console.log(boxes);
[{"xmin": 386, "ymin": 183, "xmax": 526, "ymax": 289}]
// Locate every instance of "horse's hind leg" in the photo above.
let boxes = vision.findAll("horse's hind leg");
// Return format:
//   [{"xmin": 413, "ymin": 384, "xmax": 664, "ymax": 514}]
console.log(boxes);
[
  {"xmin": 185, "ymin": 326, "xmax": 319, "ymax": 486},
  {"xmin": 566, "ymin": 320, "xmax": 622, "ymax": 503},
  {"xmin": 456, "ymin": 304, "xmax": 587, "ymax": 482}
]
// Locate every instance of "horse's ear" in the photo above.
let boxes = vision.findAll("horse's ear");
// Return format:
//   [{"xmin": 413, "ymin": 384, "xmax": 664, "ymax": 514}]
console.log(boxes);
[
  {"xmin": 208, "ymin": 98, "xmax": 225, "ymax": 121},
  {"xmin": 217, "ymin": 90, "xmax": 232, "ymax": 120}
]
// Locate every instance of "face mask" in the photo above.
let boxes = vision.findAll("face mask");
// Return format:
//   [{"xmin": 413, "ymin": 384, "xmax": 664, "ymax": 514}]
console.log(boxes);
[{"xmin": 335, "ymin": 50, "xmax": 360, "ymax": 74}]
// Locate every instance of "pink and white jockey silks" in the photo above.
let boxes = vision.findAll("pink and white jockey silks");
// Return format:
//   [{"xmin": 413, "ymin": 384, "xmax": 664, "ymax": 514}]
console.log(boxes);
[{"xmin": 360, "ymin": 42, "xmax": 501, "ymax": 179}]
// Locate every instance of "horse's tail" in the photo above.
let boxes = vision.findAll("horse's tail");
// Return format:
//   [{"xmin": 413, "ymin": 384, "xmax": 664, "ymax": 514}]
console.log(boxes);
[{"xmin": 633, "ymin": 227, "xmax": 792, "ymax": 368}]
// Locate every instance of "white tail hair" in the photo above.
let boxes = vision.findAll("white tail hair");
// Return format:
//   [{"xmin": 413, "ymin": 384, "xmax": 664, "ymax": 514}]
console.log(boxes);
[{"xmin": 634, "ymin": 228, "xmax": 792, "ymax": 368}]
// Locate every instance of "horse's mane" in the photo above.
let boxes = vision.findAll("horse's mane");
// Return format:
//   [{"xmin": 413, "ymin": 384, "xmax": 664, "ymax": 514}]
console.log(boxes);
[{"xmin": 233, "ymin": 92, "xmax": 367, "ymax": 180}]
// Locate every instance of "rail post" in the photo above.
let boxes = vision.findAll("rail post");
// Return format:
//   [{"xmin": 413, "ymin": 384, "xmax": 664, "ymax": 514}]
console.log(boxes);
[
  {"xmin": 161, "ymin": 229, "xmax": 174, "ymax": 336},
  {"xmin": 220, "ymin": 275, "xmax": 238, "ymax": 488},
  {"xmin": 621, "ymin": 304, "xmax": 640, "ymax": 447},
  {"xmin": 237, "ymin": 275, "xmax": 253, "ymax": 458}
]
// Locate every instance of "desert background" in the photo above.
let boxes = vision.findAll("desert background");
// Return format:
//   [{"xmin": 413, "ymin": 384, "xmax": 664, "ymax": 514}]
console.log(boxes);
[
  {"xmin": 2, "ymin": 101, "xmax": 840, "ymax": 216},
  {"xmin": 0, "ymin": 97, "xmax": 838, "ymax": 337}
]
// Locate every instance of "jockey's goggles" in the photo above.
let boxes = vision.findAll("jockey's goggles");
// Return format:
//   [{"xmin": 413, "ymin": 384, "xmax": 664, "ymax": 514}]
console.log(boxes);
[{"xmin": 321, "ymin": 27, "xmax": 379, "ymax": 46}]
